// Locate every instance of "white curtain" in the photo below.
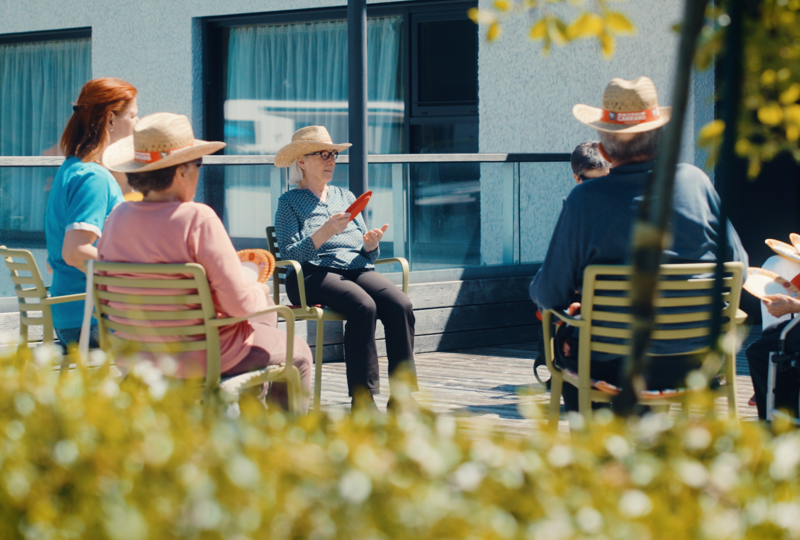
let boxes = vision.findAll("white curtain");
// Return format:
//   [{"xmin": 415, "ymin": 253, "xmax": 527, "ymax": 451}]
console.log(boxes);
[
  {"xmin": 0, "ymin": 39, "xmax": 92, "ymax": 232},
  {"xmin": 223, "ymin": 17, "xmax": 404, "ymax": 237}
]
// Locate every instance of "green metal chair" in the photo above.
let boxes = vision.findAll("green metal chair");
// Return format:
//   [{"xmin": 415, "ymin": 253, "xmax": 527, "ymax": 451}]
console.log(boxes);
[
  {"xmin": 88, "ymin": 260, "xmax": 303, "ymax": 412},
  {"xmin": 0, "ymin": 245, "xmax": 85, "ymax": 370},
  {"xmin": 542, "ymin": 262, "xmax": 745, "ymax": 428},
  {"xmin": 266, "ymin": 226, "xmax": 410, "ymax": 410}
]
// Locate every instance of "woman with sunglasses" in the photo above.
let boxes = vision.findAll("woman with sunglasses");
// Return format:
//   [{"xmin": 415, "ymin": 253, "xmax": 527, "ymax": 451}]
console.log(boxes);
[
  {"xmin": 274, "ymin": 126, "xmax": 417, "ymax": 413},
  {"xmin": 96, "ymin": 113, "xmax": 313, "ymax": 412}
]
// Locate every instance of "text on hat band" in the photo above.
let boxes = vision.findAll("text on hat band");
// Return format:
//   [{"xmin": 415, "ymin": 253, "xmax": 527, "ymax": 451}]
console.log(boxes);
[
  {"xmin": 600, "ymin": 107, "xmax": 660, "ymax": 125},
  {"xmin": 134, "ymin": 143, "xmax": 194, "ymax": 164}
]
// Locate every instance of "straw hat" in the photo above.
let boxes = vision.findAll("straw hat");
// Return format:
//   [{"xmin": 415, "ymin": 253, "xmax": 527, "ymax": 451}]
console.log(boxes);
[
  {"xmin": 573, "ymin": 76, "xmax": 671, "ymax": 134},
  {"xmin": 103, "ymin": 112, "xmax": 225, "ymax": 173},
  {"xmin": 274, "ymin": 126, "xmax": 352, "ymax": 167}
]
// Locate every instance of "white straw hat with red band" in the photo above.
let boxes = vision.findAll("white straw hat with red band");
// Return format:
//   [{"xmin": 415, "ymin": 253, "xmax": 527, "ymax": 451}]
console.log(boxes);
[
  {"xmin": 274, "ymin": 125, "xmax": 352, "ymax": 168},
  {"xmin": 573, "ymin": 76, "xmax": 671, "ymax": 134},
  {"xmin": 103, "ymin": 112, "xmax": 225, "ymax": 173}
]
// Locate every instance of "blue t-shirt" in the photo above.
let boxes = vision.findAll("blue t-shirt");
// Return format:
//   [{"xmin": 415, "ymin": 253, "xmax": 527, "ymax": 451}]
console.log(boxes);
[{"xmin": 45, "ymin": 156, "xmax": 124, "ymax": 329}]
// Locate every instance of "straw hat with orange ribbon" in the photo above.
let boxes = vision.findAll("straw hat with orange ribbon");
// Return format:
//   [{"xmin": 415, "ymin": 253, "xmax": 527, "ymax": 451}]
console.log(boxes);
[
  {"xmin": 573, "ymin": 76, "xmax": 671, "ymax": 134},
  {"xmin": 103, "ymin": 112, "xmax": 225, "ymax": 173},
  {"xmin": 274, "ymin": 125, "xmax": 352, "ymax": 167}
]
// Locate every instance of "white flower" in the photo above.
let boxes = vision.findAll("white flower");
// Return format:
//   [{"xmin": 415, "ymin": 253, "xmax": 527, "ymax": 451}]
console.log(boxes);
[
  {"xmin": 339, "ymin": 470, "xmax": 372, "ymax": 503},
  {"xmin": 451, "ymin": 462, "xmax": 485, "ymax": 491},
  {"xmin": 770, "ymin": 436, "xmax": 800, "ymax": 480},
  {"xmin": 619, "ymin": 490, "xmax": 652, "ymax": 518}
]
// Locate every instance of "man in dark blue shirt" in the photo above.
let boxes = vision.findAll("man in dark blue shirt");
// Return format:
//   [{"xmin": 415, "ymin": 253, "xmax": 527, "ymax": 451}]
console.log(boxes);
[{"xmin": 530, "ymin": 76, "xmax": 748, "ymax": 412}]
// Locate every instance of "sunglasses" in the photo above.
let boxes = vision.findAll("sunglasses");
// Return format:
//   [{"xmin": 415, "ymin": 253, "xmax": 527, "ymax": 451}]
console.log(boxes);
[{"xmin": 306, "ymin": 151, "xmax": 339, "ymax": 161}]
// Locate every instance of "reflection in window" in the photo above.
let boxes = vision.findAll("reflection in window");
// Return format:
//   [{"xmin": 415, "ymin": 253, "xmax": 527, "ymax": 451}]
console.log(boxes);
[
  {"xmin": 0, "ymin": 38, "xmax": 91, "ymax": 232},
  {"xmin": 223, "ymin": 16, "xmax": 404, "ymax": 237}
]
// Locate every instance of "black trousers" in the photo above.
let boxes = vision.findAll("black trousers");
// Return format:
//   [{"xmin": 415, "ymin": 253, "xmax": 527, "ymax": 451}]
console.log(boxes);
[
  {"xmin": 746, "ymin": 320, "xmax": 800, "ymax": 420},
  {"xmin": 286, "ymin": 265, "xmax": 417, "ymax": 396}
]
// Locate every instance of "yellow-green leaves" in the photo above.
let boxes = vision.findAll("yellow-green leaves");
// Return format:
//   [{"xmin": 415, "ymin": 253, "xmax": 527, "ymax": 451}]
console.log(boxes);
[
  {"xmin": 566, "ymin": 12, "xmax": 604, "ymax": 39},
  {"xmin": 780, "ymin": 83, "xmax": 800, "ymax": 105},
  {"xmin": 758, "ymin": 103, "xmax": 784, "ymax": 126},
  {"xmin": 488, "ymin": 22, "xmax": 502, "ymax": 42},
  {"xmin": 530, "ymin": 18, "xmax": 547, "ymax": 40},
  {"xmin": 469, "ymin": 0, "xmax": 634, "ymax": 58},
  {"xmin": 696, "ymin": 2, "xmax": 800, "ymax": 179},
  {"xmin": 699, "ymin": 119, "xmax": 726, "ymax": 140},
  {"xmin": 605, "ymin": 11, "xmax": 635, "ymax": 34}
]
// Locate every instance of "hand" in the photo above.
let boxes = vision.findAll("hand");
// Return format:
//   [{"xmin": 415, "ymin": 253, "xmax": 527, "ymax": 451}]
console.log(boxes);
[
  {"xmin": 363, "ymin": 224, "xmax": 389, "ymax": 253},
  {"xmin": 762, "ymin": 294, "xmax": 800, "ymax": 317},
  {"xmin": 311, "ymin": 212, "xmax": 351, "ymax": 249},
  {"xmin": 46, "ymin": 261, "xmax": 53, "ymax": 274},
  {"xmin": 325, "ymin": 212, "xmax": 351, "ymax": 236},
  {"xmin": 256, "ymin": 282, "xmax": 271, "ymax": 298}
]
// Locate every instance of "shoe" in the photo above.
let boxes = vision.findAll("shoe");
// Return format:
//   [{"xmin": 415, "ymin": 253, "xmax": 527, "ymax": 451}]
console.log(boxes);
[
  {"xmin": 351, "ymin": 394, "xmax": 380, "ymax": 414},
  {"xmin": 387, "ymin": 393, "xmax": 420, "ymax": 414}
]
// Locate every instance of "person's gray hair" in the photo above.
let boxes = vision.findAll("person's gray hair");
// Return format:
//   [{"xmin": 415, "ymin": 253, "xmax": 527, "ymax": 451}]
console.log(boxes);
[
  {"xmin": 570, "ymin": 141, "xmax": 609, "ymax": 176},
  {"xmin": 288, "ymin": 159, "xmax": 303, "ymax": 185},
  {"xmin": 598, "ymin": 128, "xmax": 662, "ymax": 163}
]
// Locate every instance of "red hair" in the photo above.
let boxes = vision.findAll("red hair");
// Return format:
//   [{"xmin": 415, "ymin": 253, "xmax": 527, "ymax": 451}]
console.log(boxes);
[{"xmin": 60, "ymin": 77, "xmax": 137, "ymax": 162}]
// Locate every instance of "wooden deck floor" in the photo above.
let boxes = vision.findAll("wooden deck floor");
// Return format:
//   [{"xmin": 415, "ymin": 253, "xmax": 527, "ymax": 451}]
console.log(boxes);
[
  {"xmin": 0, "ymin": 311, "xmax": 763, "ymax": 432},
  {"xmin": 317, "ymin": 330, "xmax": 763, "ymax": 433}
]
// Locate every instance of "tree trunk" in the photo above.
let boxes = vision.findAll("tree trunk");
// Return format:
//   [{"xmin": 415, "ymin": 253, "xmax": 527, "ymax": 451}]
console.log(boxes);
[{"xmin": 613, "ymin": 0, "xmax": 711, "ymax": 415}]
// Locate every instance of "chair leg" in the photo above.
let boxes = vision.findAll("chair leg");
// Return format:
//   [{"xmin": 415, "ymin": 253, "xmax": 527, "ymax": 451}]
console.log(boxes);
[
  {"xmin": 578, "ymin": 386, "xmax": 592, "ymax": 425},
  {"xmin": 18, "ymin": 322, "xmax": 28, "ymax": 349},
  {"xmin": 284, "ymin": 365, "xmax": 302, "ymax": 415},
  {"xmin": 548, "ymin": 373, "xmax": 563, "ymax": 429},
  {"xmin": 313, "ymin": 317, "xmax": 325, "ymax": 411}
]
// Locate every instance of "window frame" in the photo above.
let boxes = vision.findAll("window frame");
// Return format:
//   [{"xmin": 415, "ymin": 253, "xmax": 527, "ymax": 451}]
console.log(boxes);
[
  {"xmin": 0, "ymin": 27, "xmax": 92, "ymax": 248},
  {"xmin": 200, "ymin": 0, "xmax": 477, "ymax": 245}
]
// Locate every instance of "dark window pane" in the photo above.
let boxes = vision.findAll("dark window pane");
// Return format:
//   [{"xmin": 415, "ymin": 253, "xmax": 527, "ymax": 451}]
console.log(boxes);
[
  {"xmin": 409, "ymin": 162, "xmax": 480, "ymax": 269},
  {"xmin": 411, "ymin": 123, "xmax": 478, "ymax": 154},
  {"xmin": 417, "ymin": 19, "xmax": 477, "ymax": 106}
]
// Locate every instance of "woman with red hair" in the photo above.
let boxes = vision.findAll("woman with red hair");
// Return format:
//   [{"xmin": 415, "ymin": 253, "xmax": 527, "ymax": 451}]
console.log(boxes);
[{"xmin": 45, "ymin": 77, "xmax": 138, "ymax": 348}]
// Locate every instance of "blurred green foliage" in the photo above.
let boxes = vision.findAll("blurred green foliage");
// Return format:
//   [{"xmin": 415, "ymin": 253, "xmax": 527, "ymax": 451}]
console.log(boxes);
[
  {"xmin": 696, "ymin": 0, "xmax": 800, "ymax": 178},
  {"xmin": 1, "ymin": 345, "xmax": 800, "ymax": 539},
  {"xmin": 468, "ymin": 0, "xmax": 634, "ymax": 57}
]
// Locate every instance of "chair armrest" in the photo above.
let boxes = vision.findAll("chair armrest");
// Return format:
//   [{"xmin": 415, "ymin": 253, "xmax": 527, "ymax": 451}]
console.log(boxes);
[
  {"xmin": 274, "ymin": 260, "xmax": 309, "ymax": 307},
  {"xmin": 210, "ymin": 305, "xmax": 296, "ymax": 370},
  {"xmin": 547, "ymin": 309, "xmax": 586, "ymax": 328},
  {"xmin": 375, "ymin": 257, "xmax": 409, "ymax": 294},
  {"xmin": 42, "ymin": 293, "xmax": 86, "ymax": 305},
  {"xmin": 735, "ymin": 308, "xmax": 747, "ymax": 325}
]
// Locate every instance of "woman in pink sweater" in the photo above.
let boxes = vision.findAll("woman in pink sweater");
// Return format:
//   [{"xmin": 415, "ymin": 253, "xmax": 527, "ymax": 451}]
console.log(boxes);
[{"xmin": 98, "ymin": 112, "xmax": 311, "ymax": 411}]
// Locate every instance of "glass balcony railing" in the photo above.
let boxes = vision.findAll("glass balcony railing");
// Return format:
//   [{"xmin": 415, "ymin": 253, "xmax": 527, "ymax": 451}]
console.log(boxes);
[{"xmin": 0, "ymin": 154, "xmax": 571, "ymax": 272}]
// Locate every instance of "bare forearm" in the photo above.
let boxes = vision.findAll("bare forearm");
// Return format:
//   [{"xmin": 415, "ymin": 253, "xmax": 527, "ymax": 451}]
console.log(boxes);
[
  {"xmin": 63, "ymin": 245, "xmax": 97, "ymax": 272},
  {"xmin": 62, "ymin": 229, "xmax": 99, "ymax": 272}
]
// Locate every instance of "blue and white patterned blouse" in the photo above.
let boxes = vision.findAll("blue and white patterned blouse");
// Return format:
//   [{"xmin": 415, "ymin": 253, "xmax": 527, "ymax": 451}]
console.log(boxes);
[{"xmin": 275, "ymin": 186, "xmax": 379, "ymax": 274}]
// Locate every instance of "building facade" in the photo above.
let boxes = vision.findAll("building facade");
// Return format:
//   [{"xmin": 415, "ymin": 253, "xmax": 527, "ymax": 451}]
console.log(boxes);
[{"xmin": 0, "ymin": 0, "xmax": 711, "ymax": 305}]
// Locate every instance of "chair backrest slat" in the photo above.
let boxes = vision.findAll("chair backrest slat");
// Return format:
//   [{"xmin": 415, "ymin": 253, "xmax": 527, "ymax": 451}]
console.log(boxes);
[
  {"xmin": 95, "ymin": 290, "xmax": 203, "ymax": 305},
  {"xmin": 580, "ymin": 262, "xmax": 744, "ymax": 356},
  {"xmin": 105, "ymin": 332, "xmax": 209, "ymax": 353},
  {"xmin": 103, "ymin": 318, "xmax": 208, "ymax": 337},
  {"xmin": 266, "ymin": 225, "xmax": 287, "ymax": 283},
  {"xmin": 93, "ymin": 275, "xmax": 201, "ymax": 289},
  {"xmin": 92, "ymin": 261, "xmax": 222, "ymax": 389},
  {"xmin": 102, "ymin": 304, "xmax": 206, "ymax": 321},
  {"xmin": 0, "ymin": 246, "xmax": 48, "ymax": 302}
]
